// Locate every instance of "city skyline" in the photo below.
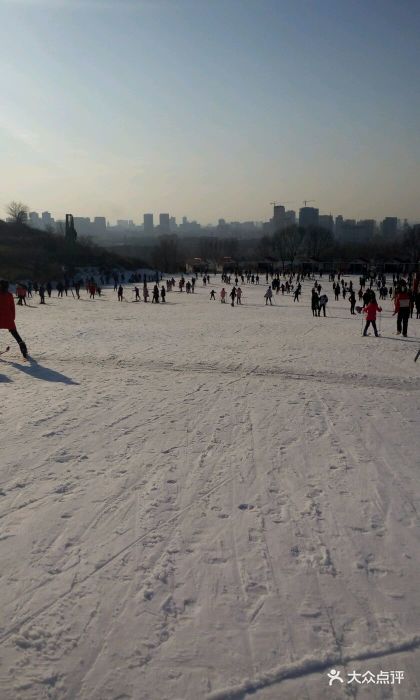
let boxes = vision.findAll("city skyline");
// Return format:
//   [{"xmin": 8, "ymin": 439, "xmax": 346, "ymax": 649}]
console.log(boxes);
[{"xmin": 1, "ymin": 0, "xmax": 419, "ymax": 222}]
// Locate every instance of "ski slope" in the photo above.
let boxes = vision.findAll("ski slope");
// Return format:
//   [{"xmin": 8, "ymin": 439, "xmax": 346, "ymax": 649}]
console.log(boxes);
[{"xmin": 0, "ymin": 276, "xmax": 419, "ymax": 700}]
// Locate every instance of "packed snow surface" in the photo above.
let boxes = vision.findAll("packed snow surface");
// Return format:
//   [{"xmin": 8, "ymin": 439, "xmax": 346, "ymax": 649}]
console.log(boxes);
[{"xmin": 0, "ymin": 276, "xmax": 419, "ymax": 700}]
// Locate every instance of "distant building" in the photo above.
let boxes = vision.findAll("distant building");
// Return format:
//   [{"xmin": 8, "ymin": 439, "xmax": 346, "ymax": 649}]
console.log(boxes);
[
  {"xmin": 269, "ymin": 205, "xmax": 296, "ymax": 232},
  {"xmin": 273, "ymin": 205, "xmax": 286, "ymax": 229},
  {"xmin": 285, "ymin": 210, "xmax": 296, "ymax": 226},
  {"xmin": 299, "ymin": 207, "xmax": 319, "ymax": 228},
  {"xmin": 41, "ymin": 211, "xmax": 54, "ymax": 228},
  {"xmin": 169, "ymin": 216, "xmax": 177, "ymax": 231},
  {"xmin": 28, "ymin": 211, "xmax": 41, "ymax": 228},
  {"xmin": 319, "ymin": 215, "xmax": 334, "ymax": 233},
  {"xmin": 340, "ymin": 220, "xmax": 357, "ymax": 243},
  {"xmin": 335, "ymin": 215, "xmax": 344, "ymax": 239},
  {"xmin": 357, "ymin": 219, "xmax": 376, "ymax": 241},
  {"xmin": 144, "ymin": 213, "xmax": 154, "ymax": 234},
  {"xmin": 159, "ymin": 213, "xmax": 170, "ymax": 234},
  {"xmin": 74, "ymin": 217, "xmax": 92, "ymax": 235},
  {"xmin": 93, "ymin": 217, "xmax": 106, "ymax": 235},
  {"xmin": 381, "ymin": 217, "xmax": 398, "ymax": 238},
  {"xmin": 338, "ymin": 219, "xmax": 375, "ymax": 244}
]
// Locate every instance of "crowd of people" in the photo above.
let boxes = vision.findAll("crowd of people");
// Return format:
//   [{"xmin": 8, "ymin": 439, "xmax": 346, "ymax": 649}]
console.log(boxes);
[{"xmin": 0, "ymin": 268, "xmax": 419, "ymax": 358}]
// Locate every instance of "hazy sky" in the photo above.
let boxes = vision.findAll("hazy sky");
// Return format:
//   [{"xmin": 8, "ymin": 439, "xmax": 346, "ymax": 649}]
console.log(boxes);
[{"xmin": 1, "ymin": 0, "xmax": 419, "ymax": 224}]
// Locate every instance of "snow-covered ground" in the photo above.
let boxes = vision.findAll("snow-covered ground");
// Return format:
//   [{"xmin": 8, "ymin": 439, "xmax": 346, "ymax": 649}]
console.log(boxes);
[{"xmin": 1, "ymin": 276, "xmax": 419, "ymax": 700}]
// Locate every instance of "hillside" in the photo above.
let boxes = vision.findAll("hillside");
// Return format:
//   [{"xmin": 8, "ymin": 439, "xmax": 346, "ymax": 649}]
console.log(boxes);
[{"xmin": 0, "ymin": 221, "xmax": 145, "ymax": 281}]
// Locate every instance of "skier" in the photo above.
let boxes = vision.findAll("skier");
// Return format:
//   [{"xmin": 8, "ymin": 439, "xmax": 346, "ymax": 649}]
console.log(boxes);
[
  {"xmin": 220, "ymin": 288, "xmax": 226, "ymax": 303},
  {"xmin": 236, "ymin": 287, "xmax": 242, "ymax": 304},
  {"xmin": 230, "ymin": 287, "xmax": 236, "ymax": 307},
  {"xmin": 117, "ymin": 285, "xmax": 124, "ymax": 301},
  {"xmin": 0, "ymin": 280, "xmax": 28, "ymax": 357},
  {"xmin": 393, "ymin": 280, "xmax": 410, "ymax": 337},
  {"xmin": 152, "ymin": 284, "xmax": 160, "ymax": 303},
  {"xmin": 143, "ymin": 284, "xmax": 149, "ymax": 302},
  {"xmin": 362, "ymin": 296, "xmax": 382, "ymax": 337},
  {"xmin": 134, "ymin": 286, "xmax": 140, "ymax": 301},
  {"xmin": 293, "ymin": 284, "xmax": 301, "ymax": 302},
  {"xmin": 39, "ymin": 284, "xmax": 46, "ymax": 304},
  {"xmin": 160, "ymin": 286, "xmax": 166, "ymax": 302},
  {"xmin": 210, "ymin": 289, "xmax": 216, "ymax": 300},
  {"xmin": 264, "ymin": 286, "xmax": 273, "ymax": 305}
]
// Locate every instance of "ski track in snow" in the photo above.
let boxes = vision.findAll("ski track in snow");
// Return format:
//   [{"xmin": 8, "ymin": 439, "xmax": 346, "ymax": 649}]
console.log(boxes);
[{"xmin": 0, "ymin": 275, "xmax": 419, "ymax": 700}]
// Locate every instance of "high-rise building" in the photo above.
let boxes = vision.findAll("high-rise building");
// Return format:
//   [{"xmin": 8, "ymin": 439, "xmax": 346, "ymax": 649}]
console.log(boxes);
[
  {"xmin": 74, "ymin": 217, "xmax": 92, "ymax": 235},
  {"xmin": 357, "ymin": 219, "xmax": 376, "ymax": 241},
  {"xmin": 41, "ymin": 211, "xmax": 54, "ymax": 228},
  {"xmin": 285, "ymin": 210, "xmax": 296, "ymax": 226},
  {"xmin": 92, "ymin": 217, "xmax": 106, "ymax": 235},
  {"xmin": 270, "ymin": 204, "xmax": 295, "ymax": 232},
  {"xmin": 299, "ymin": 207, "xmax": 319, "ymax": 228},
  {"xmin": 28, "ymin": 211, "xmax": 41, "ymax": 228},
  {"xmin": 319, "ymin": 215, "xmax": 334, "ymax": 232},
  {"xmin": 144, "ymin": 213, "xmax": 154, "ymax": 234},
  {"xmin": 381, "ymin": 217, "xmax": 398, "ymax": 238},
  {"xmin": 159, "ymin": 213, "xmax": 170, "ymax": 234}
]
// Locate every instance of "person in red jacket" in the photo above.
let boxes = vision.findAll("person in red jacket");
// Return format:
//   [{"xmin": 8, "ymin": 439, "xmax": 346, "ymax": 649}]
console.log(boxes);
[
  {"xmin": 362, "ymin": 296, "xmax": 382, "ymax": 337},
  {"xmin": 393, "ymin": 280, "xmax": 411, "ymax": 337},
  {"xmin": 0, "ymin": 280, "xmax": 28, "ymax": 357}
]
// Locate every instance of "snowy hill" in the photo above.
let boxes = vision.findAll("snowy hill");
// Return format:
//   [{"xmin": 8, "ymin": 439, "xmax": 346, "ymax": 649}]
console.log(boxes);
[{"xmin": 0, "ymin": 276, "xmax": 419, "ymax": 700}]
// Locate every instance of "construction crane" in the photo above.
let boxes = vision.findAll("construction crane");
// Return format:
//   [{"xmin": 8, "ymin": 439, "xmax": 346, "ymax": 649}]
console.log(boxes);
[
  {"xmin": 302, "ymin": 200, "xmax": 316, "ymax": 207},
  {"xmin": 270, "ymin": 201, "xmax": 294, "ymax": 207}
]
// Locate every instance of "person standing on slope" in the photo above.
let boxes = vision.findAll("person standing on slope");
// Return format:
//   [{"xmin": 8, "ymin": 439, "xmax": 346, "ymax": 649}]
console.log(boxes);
[
  {"xmin": 393, "ymin": 280, "xmax": 411, "ymax": 337},
  {"xmin": 117, "ymin": 285, "xmax": 124, "ymax": 302},
  {"xmin": 311, "ymin": 289, "xmax": 319, "ymax": 316},
  {"xmin": 230, "ymin": 287, "xmax": 236, "ymax": 307},
  {"xmin": 0, "ymin": 280, "xmax": 28, "ymax": 357},
  {"xmin": 264, "ymin": 286, "xmax": 273, "ymax": 305},
  {"xmin": 318, "ymin": 294, "xmax": 328, "ymax": 316},
  {"xmin": 362, "ymin": 296, "xmax": 382, "ymax": 336},
  {"xmin": 349, "ymin": 289, "xmax": 356, "ymax": 315}
]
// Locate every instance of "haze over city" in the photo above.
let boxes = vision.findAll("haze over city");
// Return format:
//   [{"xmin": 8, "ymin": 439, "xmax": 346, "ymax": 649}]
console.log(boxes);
[{"xmin": 1, "ymin": 0, "xmax": 419, "ymax": 224}]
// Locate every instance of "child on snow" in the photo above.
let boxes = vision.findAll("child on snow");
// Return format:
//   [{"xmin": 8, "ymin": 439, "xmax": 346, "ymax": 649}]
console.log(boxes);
[{"xmin": 362, "ymin": 298, "xmax": 382, "ymax": 337}]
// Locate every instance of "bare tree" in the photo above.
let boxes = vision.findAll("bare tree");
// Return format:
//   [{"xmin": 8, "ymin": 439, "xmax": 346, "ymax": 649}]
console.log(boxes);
[
  {"xmin": 152, "ymin": 234, "xmax": 179, "ymax": 273},
  {"xmin": 272, "ymin": 230, "xmax": 288, "ymax": 271},
  {"xmin": 304, "ymin": 226, "xmax": 334, "ymax": 260},
  {"xmin": 403, "ymin": 225, "xmax": 420, "ymax": 266},
  {"xmin": 283, "ymin": 225, "xmax": 305, "ymax": 269},
  {"xmin": 6, "ymin": 201, "xmax": 29, "ymax": 225}
]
